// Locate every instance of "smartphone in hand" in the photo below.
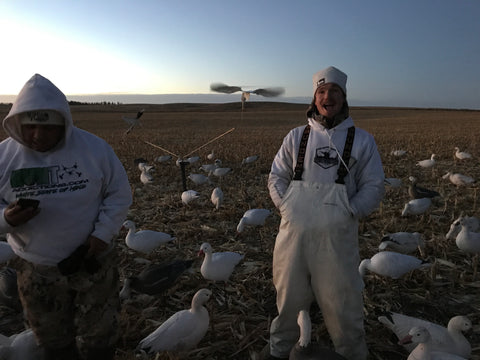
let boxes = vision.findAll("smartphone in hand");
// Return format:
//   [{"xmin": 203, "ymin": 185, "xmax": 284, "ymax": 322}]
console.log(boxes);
[{"xmin": 17, "ymin": 198, "xmax": 40, "ymax": 209}]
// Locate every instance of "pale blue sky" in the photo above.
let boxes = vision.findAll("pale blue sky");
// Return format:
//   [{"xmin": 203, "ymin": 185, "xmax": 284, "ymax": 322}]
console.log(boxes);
[{"xmin": 1, "ymin": 0, "xmax": 479, "ymax": 109}]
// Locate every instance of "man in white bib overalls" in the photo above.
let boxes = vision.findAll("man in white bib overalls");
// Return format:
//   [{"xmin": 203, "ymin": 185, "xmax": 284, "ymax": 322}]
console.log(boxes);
[{"xmin": 266, "ymin": 66, "xmax": 385, "ymax": 359}]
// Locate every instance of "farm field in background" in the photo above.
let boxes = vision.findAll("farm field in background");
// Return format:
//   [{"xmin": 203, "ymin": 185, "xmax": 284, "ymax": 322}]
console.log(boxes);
[{"xmin": 0, "ymin": 102, "xmax": 479, "ymax": 359}]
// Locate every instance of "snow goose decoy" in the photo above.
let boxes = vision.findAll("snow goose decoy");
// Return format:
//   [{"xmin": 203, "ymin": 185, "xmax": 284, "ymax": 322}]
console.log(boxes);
[
  {"xmin": 236, "ymin": 208, "xmax": 272, "ymax": 233},
  {"xmin": 198, "ymin": 242, "xmax": 244, "ymax": 282},
  {"xmin": 137, "ymin": 288, "xmax": 211, "ymax": 355},
  {"xmin": 199, "ymin": 163, "xmax": 217, "ymax": 173},
  {"xmin": 446, "ymin": 215, "xmax": 480, "ymax": 240},
  {"xmin": 120, "ymin": 259, "xmax": 194, "ymax": 300},
  {"xmin": 399, "ymin": 326, "xmax": 468, "ymax": 360},
  {"xmin": 455, "ymin": 217, "xmax": 480, "ymax": 277},
  {"xmin": 188, "ymin": 173, "xmax": 212, "ymax": 186},
  {"xmin": 0, "ymin": 328, "xmax": 43, "ymax": 360},
  {"xmin": 442, "ymin": 172, "xmax": 475, "ymax": 187},
  {"xmin": 140, "ymin": 164, "xmax": 154, "ymax": 185},
  {"xmin": 289, "ymin": 309, "xmax": 347, "ymax": 360},
  {"xmin": 416, "ymin": 154, "xmax": 436, "ymax": 168},
  {"xmin": 154, "ymin": 155, "xmax": 172, "ymax": 163},
  {"xmin": 378, "ymin": 312, "xmax": 472, "ymax": 357},
  {"xmin": 408, "ymin": 176, "xmax": 440, "ymax": 199},
  {"xmin": 209, "ymin": 167, "xmax": 232, "ymax": 178},
  {"xmin": 401, "ymin": 197, "xmax": 432, "ymax": 217},
  {"xmin": 359, "ymin": 251, "xmax": 430, "ymax": 279},
  {"xmin": 378, "ymin": 232, "xmax": 425, "ymax": 254},
  {"xmin": 181, "ymin": 190, "xmax": 200, "ymax": 205},
  {"xmin": 206, "ymin": 150, "xmax": 215, "ymax": 160},
  {"xmin": 454, "ymin": 147, "xmax": 472, "ymax": 160},
  {"xmin": 121, "ymin": 220, "xmax": 175, "ymax": 254},
  {"xmin": 242, "ymin": 155, "xmax": 259, "ymax": 165},
  {"xmin": 210, "ymin": 187, "xmax": 224, "ymax": 210},
  {"xmin": 391, "ymin": 149, "xmax": 407, "ymax": 157}
]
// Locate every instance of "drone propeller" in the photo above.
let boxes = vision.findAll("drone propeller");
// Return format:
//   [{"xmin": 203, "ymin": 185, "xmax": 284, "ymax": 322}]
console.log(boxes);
[
  {"xmin": 210, "ymin": 83, "xmax": 284, "ymax": 97},
  {"xmin": 210, "ymin": 83, "xmax": 242, "ymax": 94}
]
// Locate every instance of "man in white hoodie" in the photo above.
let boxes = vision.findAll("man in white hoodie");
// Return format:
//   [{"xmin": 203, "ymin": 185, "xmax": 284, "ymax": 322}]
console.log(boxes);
[
  {"xmin": 265, "ymin": 67, "xmax": 385, "ymax": 359},
  {"xmin": 0, "ymin": 74, "xmax": 132, "ymax": 360}
]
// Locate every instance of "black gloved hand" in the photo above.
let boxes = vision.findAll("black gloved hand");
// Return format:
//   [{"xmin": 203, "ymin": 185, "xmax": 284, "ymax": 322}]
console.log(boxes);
[{"xmin": 57, "ymin": 244, "xmax": 89, "ymax": 276}]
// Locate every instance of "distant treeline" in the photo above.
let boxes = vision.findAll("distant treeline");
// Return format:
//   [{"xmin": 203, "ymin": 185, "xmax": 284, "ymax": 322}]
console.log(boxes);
[{"xmin": 68, "ymin": 101, "xmax": 123, "ymax": 106}]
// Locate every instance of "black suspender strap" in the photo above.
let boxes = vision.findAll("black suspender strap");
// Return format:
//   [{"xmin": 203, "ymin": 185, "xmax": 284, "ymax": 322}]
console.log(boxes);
[
  {"xmin": 293, "ymin": 125, "xmax": 311, "ymax": 181},
  {"xmin": 335, "ymin": 126, "xmax": 355, "ymax": 184}
]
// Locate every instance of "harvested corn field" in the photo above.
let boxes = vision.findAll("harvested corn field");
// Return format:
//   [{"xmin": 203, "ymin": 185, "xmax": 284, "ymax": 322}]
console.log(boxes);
[{"xmin": 0, "ymin": 102, "xmax": 479, "ymax": 359}]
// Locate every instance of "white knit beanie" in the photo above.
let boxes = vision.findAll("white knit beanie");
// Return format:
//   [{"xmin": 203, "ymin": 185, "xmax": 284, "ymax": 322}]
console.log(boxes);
[{"xmin": 312, "ymin": 66, "xmax": 347, "ymax": 95}]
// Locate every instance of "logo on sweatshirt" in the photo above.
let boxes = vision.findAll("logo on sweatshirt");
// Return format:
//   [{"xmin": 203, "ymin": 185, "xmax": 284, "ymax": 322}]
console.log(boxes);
[
  {"xmin": 314, "ymin": 146, "xmax": 338, "ymax": 169},
  {"xmin": 10, "ymin": 162, "xmax": 88, "ymax": 198}
]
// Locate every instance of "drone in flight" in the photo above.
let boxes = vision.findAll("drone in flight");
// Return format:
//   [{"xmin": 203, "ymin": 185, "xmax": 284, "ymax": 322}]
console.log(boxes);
[{"xmin": 210, "ymin": 83, "xmax": 285, "ymax": 111}]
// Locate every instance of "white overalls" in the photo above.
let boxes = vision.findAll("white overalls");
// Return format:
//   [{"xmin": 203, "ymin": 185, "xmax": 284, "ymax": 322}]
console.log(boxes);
[{"xmin": 269, "ymin": 126, "xmax": 367, "ymax": 359}]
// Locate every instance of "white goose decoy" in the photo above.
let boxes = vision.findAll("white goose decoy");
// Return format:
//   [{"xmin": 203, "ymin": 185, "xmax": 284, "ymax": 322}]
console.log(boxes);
[
  {"xmin": 236, "ymin": 208, "xmax": 272, "ymax": 233},
  {"xmin": 0, "ymin": 328, "xmax": 43, "ymax": 360},
  {"xmin": 378, "ymin": 232, "xmax": 424, "ymax": 254},
  {"xmin": 199, "ymin": 163, "xmax": 217, "ymax": 173},
  {"xmin": 446, "ymin": 215, "xmax": 480, "ymax": 240},
  {"xmin": 399, "ymin": 326, "xmax": 468, "ymax": 360},
  {"xmin": 137, "ymin": 288, "xmax": 211, "ymax": 354},
  {"xmin": 242, "ymin": 155, "xmax": 259, "ymax": 165},
  {"xmin": 210, "ymin": 167, "xmax": 232, "ymax": 178},
  {"xmin": 198, "ymin": 242, "xmax": 244, "ymax": 282},
  {"xmin": 401, "ymin": 197, "xmax": 432, "ymax": 216},
  {"xmin": 0, "ymin": 242, "xmax": 15, "ymax": 264},
  {"xmin": 181, "ymin": 190, "xmax": 200, "ymax": 205},
  {"xmin": 455, "ymin": 217, "xmax": 480, "ymax": 254},
  {"xmin": 122, "ymin": 220, "xmax": 175, "ymax": 254},
  {"xmin": 210, "ymin": 187, "xmax": 224, "ymax": 210},
  {"xmin": 391, "ymin": 149, "xmax": 407, "ymax": 157},
  {"xmin": 289, "ymin": 310, "xmax": 347, "ymax": 360},
  {"xmin": 140, "ymin": 165, "xmax": 154, "ymax": 185},
  {"xmin": 155, "ymin": 155, "xmax": 172, "ymax": 163},
  {"xmin": 359, "ymin": 251, "xmax": 430, "ymax": 279},
  {"xmin": 454, "ymin": 147, "xmax": 472, "ymax": 160},
  {"xmin": 186, "ymin": 156, "xmax": 200, "ymax": 164},
  {"xmin": 378, "ymin": 312, "xmax": 472, "ymax": 357},
  {"xmin": 442, "ymin": 172, "xmax": 475, "ymax": 187},
  {"xmin": 188, "ymin": 173, "xmax": 212, "ymax": 186},
  {"xmin": 206, "ymin": 151, "xmax": 215, "ymax": 160},
  {"xmin": 416, "ymin": 154, "xmax": 436, "ymax": 168}
]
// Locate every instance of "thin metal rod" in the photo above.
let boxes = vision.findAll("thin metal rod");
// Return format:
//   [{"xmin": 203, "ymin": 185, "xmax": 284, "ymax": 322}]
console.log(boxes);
[
  {"xmin": 143, "ymin": 141, "xmax": 179, "ymax": 158},
  {"xmin": 183, "ymin": 128, "xmax": 235, "ymax": 158}
]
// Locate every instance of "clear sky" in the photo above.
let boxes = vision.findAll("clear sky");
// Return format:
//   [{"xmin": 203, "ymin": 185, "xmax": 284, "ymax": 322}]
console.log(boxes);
[{"xmin": 1, "ymin": 0, "xmax": 479, "ymax": 109}]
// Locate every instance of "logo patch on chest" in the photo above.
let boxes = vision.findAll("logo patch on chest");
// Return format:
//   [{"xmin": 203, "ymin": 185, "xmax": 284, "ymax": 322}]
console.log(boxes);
[{"xmin": 314, "ymin": 147, "xmax": 338, "ymax": 169}]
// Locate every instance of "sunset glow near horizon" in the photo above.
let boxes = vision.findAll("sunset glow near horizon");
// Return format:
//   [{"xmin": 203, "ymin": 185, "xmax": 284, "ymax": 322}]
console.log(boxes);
[{"xmin": 1, "ymin": 0, "xmax": 479, "ymax": 109}]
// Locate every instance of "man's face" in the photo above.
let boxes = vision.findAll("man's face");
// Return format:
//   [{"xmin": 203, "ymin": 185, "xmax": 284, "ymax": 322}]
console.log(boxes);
[
  {"xmin": 21, "ymin": 124, "xmax": 64, "ymax": 152},
  {"xmin": 314, "ymin": 83, "xmax": 345, "ymax": 118}
]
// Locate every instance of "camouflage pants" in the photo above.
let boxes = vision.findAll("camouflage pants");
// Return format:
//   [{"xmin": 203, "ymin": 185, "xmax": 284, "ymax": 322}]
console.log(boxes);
[{"xmin": 11, "ymin": 250, "xmax": 120, "ymax": 350}]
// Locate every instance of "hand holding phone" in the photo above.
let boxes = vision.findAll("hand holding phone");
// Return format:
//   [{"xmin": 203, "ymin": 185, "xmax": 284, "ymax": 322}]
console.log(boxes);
[{"xmin": 17, "ymin": 198, "xmax": 40, "ymax": 209}]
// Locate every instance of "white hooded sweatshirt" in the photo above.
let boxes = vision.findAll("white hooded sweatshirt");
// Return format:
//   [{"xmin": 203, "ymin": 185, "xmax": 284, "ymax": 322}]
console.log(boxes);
[
  {"xmin": 268, "ymin": 116, "xmax": 385, "ymax": 219},
  {"xmin": 0, "ymin": 74, "xmax": 132, "ymax": 266}
]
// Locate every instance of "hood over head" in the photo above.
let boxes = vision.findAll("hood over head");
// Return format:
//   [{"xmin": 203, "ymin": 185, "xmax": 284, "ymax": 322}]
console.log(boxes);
[{"xmin": 2, "ymin": 74, "xmax": 73, "ymax": 147}]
